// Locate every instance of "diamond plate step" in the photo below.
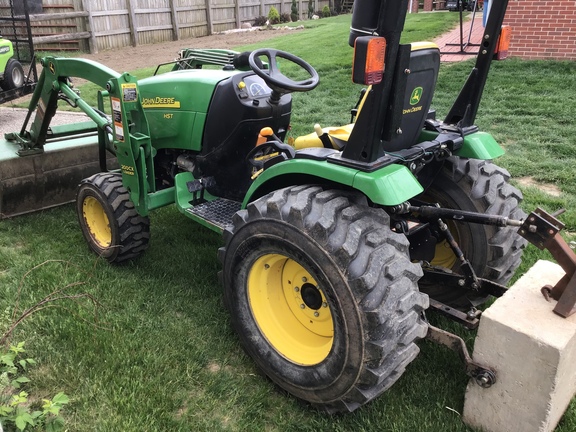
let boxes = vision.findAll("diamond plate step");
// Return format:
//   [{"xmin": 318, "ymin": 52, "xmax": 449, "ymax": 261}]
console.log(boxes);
[{"xmin": 186, "ymin": 198, "xmax": 241, "ymax": 231}]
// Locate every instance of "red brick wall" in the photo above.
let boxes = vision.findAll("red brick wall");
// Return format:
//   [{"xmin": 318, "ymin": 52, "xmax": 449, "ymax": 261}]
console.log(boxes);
[{"xmin": 504, "ymin": 0, "xmax": 576, "ymax": 60}]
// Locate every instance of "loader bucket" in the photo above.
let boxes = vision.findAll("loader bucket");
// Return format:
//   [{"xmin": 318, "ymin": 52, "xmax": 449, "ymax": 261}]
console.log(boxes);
[{"xmin": 0, "ymin": 119, "xmax": 116, "ymax": 219}]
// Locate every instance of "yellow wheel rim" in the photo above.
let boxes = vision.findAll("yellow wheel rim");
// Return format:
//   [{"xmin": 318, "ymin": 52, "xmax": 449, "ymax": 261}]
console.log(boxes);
[
  {"xmin": 248, "ymin": 254, "xmax": 334, "ymax": 365},
  {"xmin": 82, "ymin": 196, "xmax": 111, "ymax": 248},
  {"xmin": 421, "ymin": 193, "xmax": 460, "ymax": 270},
  {"xmin": 432, "ymin": 235, "xmax": 458, "ymax": 269}
]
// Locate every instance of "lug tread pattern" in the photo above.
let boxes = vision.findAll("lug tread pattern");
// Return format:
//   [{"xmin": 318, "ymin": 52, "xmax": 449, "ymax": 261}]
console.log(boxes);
[
  {"xmin": 220, "ymin": 185, "xmax": 429, "ymax": 413},
  {"xmin": 79, "ymin": 173, "xmax": 150, "ymax": 263},
  {"xmin": 449, "ymin": 157, "xmax": 527, "ymax": 285}
]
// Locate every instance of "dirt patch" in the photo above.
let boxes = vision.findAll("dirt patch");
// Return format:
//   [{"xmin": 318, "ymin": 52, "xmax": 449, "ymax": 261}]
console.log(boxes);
[
  {"xmin": 517, "ymin": 176, "xmax": 562, "ymax": 197},
  {"xmin": 81, "ymin": 27, "xmax": 301, "ymax": 72}
]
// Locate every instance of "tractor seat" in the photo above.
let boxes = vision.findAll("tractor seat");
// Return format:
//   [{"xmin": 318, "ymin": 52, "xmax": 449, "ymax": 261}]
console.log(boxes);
[{"xmin": 294, "ymin": 42, "xmax": 440, "ymax": 152}]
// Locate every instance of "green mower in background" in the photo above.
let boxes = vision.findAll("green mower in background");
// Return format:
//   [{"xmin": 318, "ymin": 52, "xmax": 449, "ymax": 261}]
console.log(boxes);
[
  {"xmin": 0, "ymin": 36, "xmax": 25, "ymax": 91},
  {"xmin": 3, "ymin": 0, "xmax": 576, "ymax": 416}
]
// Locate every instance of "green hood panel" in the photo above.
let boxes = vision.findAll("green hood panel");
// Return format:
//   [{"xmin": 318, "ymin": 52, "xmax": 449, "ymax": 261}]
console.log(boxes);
[
  {"xmin": 243, "ymin": 158, "xmax": 423, "ymax": 207},
  {"xmin": 138, "ymin": 69, "xmax": 238, "ymax": 151},
  {"xmin": 138, "ymin": 69, "xmax": 236, "ymax": 113}
]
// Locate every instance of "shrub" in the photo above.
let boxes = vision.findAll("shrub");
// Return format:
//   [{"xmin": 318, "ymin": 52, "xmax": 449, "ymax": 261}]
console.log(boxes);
[
  {"xmin": 268, "ymin": 6, "xmax": 280, "ymax": 25},
  {"xmin": 291, "ymin": 0, "xmax": 298, "ymax": 22},
  {"xmin": 334, "ymin": 0, "xmax": 343, "ymax": 14},
  {"xmin": 322, "ymin": 5, "xmax": 331, "ymax": 17},
  {"xmin": 253, "ymin": 15, "xmax": 268, "ymax": 26},
  {"xmin": 308, "ymin": 0, "xmax": 315, "ymax": 18},
  {"xmin": 280, "ymin": 12, "xmax": 291, "ymax": 23}
]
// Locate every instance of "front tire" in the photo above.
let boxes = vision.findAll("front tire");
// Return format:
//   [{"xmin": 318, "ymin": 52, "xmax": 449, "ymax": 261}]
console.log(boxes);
[
  {"xmin": 219, "ymin": 186, "xmax": 428, "ymax": 413},
  {"xmin": 76, "ymin": 173, "xmax": 150, "ymax": 263}
]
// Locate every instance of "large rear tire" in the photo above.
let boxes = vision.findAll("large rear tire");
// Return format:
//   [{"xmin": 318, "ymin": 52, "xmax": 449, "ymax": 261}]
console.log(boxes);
[
  {"xmin": 419, "ymin": 157, "xmax": 526, "ymax": 307},
  {"xmin": 76, "ymin": 173, "xmax": 150, "ymax": 263},
  {"xmin": 219, "ymin": 185, "xmax": 428, "ymax": 413}
]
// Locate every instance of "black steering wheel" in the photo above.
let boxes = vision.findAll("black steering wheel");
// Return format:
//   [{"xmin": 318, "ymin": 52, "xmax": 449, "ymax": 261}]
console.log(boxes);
[{"xmin": 248, "ymin": 49, "xmax": 319, "ymax": 94}]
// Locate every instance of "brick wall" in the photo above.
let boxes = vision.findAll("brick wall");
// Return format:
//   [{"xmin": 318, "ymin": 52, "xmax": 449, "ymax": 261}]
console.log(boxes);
[{"xmin": 504, "ymin": 0, "xmax": 576, "ymax": 60}]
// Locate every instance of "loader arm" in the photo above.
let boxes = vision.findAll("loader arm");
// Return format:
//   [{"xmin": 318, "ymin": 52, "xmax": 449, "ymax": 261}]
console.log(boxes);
[
  {"xmin": 16, "ymin": 57, "xmax": 122, "ymax": 150},
  {"xmin": 8, "ymin": 57, "xmax": 154, "ymax": 216}
]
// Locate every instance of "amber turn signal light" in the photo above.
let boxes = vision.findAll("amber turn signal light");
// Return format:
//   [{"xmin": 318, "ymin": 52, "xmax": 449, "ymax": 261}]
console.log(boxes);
[
  {"xmin": 352, "ymin": 36, "xmax": 386, "ymax": 85},
  {"xmin": 495, "ymin": 25, "xmax": 512, "ymax": 60}
]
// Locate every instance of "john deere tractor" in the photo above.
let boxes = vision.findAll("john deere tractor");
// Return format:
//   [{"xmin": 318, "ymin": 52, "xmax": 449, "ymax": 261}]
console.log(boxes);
[{"xmin": 8, "ymin": 0, "xmax": 556, "ymax": 414}]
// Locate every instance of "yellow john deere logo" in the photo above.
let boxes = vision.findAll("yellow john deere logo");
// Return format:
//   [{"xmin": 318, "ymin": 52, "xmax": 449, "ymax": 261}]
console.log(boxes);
[
  {"xmin": 142, "ymin": 96, "xmax": 181, "ymax": 109},
  {"xmin": 49, "ymin": 62, "xmax": 55, "ymax": 74},
  {"xmin": 410, "ymin": 87, "xmax": 423, "ymax": 106}
]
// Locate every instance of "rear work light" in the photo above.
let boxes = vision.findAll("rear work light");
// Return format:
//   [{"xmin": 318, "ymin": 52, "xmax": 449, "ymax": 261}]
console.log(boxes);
[{"xmin": 352, "ymin": 36, "xmax": 386, "ymax": 85}]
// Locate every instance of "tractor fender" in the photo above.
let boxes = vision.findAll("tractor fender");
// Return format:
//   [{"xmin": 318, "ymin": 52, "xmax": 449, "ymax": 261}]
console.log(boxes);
[
  {"xmin": 242, "ymin": 158, "xmax": 424, "ymax": 208},
  {"xmin": 454, "ymin": 131, "xmax": 505, "ymax": 159},
  {"xmin": 419, "ymin": 130, "xmax": 505, "ymax": 160}
]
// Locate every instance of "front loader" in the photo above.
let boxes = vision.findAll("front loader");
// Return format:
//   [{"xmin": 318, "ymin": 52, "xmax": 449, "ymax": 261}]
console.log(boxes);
[{"xmin": 4, "ymin": 0, "xmax": 576, "ymax": 415}]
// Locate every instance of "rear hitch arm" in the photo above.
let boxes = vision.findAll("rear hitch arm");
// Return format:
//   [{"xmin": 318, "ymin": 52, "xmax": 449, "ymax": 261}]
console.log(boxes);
[
  {"xmin": 518, "ymin": 208, "xmax": 576, "ymax": 318},
  {"xmin": 400, "ymin": 204, "xmax": 576, "ymax": 317},
  {"xmin": 426, "ymin": 325, "xmax": 496, "ymax": 388}
]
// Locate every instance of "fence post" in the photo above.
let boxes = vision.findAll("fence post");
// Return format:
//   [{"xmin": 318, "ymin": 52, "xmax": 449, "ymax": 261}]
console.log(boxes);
[
  {"xmin": 169, "ymin": 0, "xmax": 180, "ymax": 40},
  {"xmin": 126, "ymin": 0, "xmax": 138, "ymax": 46},
  {"xmin": 235, "ymin": 0, "xmax": 240, "ymax": 28},
  {"xmin": 299, "ymin": 0, "xmax": 303, "ymax": 19},
  {"xmin": 204, "ymin": 0, "xmax": 213, "ymax": 35},
  {"xmin": 260, "ymin": 0, "xmax": 265, "ymax": 17},
  {"xmin": 81, "ymin": 0, "xmax": 98, "ymax": 53}
]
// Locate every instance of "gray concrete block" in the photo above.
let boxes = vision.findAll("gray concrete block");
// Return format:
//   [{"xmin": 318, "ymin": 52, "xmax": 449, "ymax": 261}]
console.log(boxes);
[{"xmin": 463, "ymin": 259, "xmax": 576, "ymax": 432}]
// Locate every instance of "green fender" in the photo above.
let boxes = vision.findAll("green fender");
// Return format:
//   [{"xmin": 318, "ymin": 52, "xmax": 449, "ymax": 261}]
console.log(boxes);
[
  {"xmin": 242, "ymin": 158, "xmax": 424, "ymax": 208},
  {"xmin": 419, "ymin": 130, "xmax": 505, "ymax": 159}
]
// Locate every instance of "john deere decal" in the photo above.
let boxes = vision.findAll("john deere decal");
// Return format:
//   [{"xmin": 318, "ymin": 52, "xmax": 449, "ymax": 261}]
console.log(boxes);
[
  {"xmin": 409, "ymin": 87, "xmax": 423, "ymax": 106},
  {"xmin": 142, "ymin": 96, "xmax": 181, "ymax": 109}
]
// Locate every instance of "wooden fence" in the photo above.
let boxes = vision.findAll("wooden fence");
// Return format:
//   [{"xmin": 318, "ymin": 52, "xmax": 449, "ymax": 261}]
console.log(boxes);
[{"xmin": 0, "ymin": 0, "xmax": 332, "ymax": 53}]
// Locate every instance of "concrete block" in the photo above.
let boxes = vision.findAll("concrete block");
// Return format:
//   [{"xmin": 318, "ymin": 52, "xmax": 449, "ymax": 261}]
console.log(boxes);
[{"xmin": 463, "ymin": 259, "xmax": 576, "ymax": 432}]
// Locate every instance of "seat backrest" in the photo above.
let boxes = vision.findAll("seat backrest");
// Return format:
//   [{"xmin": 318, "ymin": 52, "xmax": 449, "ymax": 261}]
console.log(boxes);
[
  {"xmin": 383, "ymin": 42, "xmax": 440, "ymax": 152},
  {"xmin": 293, "ymin": 42, "xmax": 440, "ymax": 152}
]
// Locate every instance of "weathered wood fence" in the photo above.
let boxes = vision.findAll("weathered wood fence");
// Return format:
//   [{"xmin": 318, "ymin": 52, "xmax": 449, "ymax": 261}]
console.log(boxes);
[{"xmin": 0, "ymin": 0, "xmax": 332, "ymax": 54}]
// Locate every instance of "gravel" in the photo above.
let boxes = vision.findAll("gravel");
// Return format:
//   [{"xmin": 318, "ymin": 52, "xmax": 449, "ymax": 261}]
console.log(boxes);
[{"xmin": 0, "ymin": 107, "xmax": 89, "ymax": 138}]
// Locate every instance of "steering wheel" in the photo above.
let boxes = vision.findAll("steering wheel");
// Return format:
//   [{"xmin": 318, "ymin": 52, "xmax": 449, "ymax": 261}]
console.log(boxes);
[{"xmin": 248, "ymin": 49, "xmax": 319, "ymax": 94}]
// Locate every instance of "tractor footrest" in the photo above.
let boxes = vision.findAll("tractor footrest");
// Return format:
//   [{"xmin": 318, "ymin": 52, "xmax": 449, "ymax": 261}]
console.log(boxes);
[{"xmin": 186, "ymin": 198, "xmax": 241, "ymax": 231}]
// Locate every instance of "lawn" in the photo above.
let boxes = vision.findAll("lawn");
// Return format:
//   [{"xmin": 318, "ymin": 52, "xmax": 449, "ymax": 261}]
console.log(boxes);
[{"xmin": 2, "ymin": 12, "xmax": 576, "ymax": 432}]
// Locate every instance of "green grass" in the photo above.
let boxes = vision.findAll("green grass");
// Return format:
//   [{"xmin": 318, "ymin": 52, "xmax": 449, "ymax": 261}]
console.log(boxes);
[{"xmin": 2, "ymin": 12, "xmax": 576, "ymax": 431}]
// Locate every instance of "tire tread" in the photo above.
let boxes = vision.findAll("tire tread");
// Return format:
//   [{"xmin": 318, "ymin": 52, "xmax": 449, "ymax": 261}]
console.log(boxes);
[{"xmin": 220, "ymin": 185, "xmax": 429, "ymax": 413}]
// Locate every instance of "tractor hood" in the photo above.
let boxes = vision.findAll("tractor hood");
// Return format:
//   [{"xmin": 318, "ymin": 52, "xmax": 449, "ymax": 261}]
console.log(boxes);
[
  {"xmin": 137, "ymin": 69, "xmax": 238, "ymax": 151},
  {"xmin": 138, "ymin": 69, "xmax": 235, "ymax": 114}
]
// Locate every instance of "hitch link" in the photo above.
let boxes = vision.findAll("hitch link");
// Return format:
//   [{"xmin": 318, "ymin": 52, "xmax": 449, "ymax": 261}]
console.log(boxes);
[{"xmin": 426, "ymin": 325, "xmax": 496, "ymax": 388}]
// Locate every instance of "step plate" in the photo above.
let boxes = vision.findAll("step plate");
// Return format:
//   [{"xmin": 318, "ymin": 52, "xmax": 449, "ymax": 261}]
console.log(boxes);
[{"xmin": 186, "ymin": 198, "xmax": 241, "ymax": 231}]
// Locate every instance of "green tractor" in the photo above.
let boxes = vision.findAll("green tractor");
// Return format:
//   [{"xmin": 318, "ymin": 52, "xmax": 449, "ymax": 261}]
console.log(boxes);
[
  {"xmin": 0, "ymin": 36, "xmax": 25, "ymax": 91},
  {"xmin": 10, "ymin": 0, "xmax": 569, "ymax": 414}
]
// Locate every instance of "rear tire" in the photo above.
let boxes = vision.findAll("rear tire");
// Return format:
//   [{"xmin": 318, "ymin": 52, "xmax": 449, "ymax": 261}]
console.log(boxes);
[
  {"xmin": 418, "ymin": 157, "xmax": 526, "ymax": 307},
  {"xmin": 76, "ymin": 173, "xmax": 150, "ymax": 263},
  {"xmin": 219, "ymin": 185, "xmax": 428, "ymax": 413},
  {"xmin": 2, "ymin": 58, "xmax": 24, "ymax": 90}
]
